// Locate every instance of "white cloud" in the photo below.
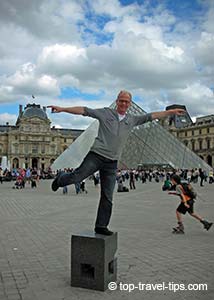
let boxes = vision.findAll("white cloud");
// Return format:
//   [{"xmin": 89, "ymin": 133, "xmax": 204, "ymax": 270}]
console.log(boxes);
[
  {"xmin": 37, "ymin": 44, "xmax": 87, "ymax": 76},
  {"xmin": 0, "ymin": 0, "xmax": 213, "ymax": 126},
  {"xmin": 0, "ymin": 113, "xmax": 17, "ymax": 125},
  {"xmin": 31, "ymin": 30, "xmax": 196, "ymax": 95},
  {"xmin": 203, "ymin": 1, "xmax": 214, "ymax": 34},
  {"xmin": 50, "ymin": 114, "xmax": 92, "ymax": 130},
  {"xmin": 0, "ymin": 0, "xmax": 82, "ymax": 42},
  {"xmin": 59, "ymin": 1, "xmax": 84, "ymax": 21},
  {"xmin": 194, "ymin": 32, "xmax": 214, "ymax": 66},
  {"xmin": 0, "ymin": 62, "xmax": 60, "ymax": 100},
  {"xmin": 90, "ymin": 0, "xmax": 136, "ymax": 18},
  {"xmin": 166, "ymin": 83, "xmax": 214, "ymax": 116},
  {"xmin": 105, "ymin": 15, "xmax": 164, "ymax": 41}
]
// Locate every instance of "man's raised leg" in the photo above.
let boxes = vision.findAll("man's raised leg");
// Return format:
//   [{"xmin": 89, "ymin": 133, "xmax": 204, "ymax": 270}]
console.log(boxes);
[{"xmin": 51, "ymin": 151, "xmax": 101, "ymax": 191}]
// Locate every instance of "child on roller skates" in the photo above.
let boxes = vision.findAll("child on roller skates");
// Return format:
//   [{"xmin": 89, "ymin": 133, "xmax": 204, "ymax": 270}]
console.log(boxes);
[{"xmin": 168, "ymin": 174, "xmax": 212, "ymax": 234}]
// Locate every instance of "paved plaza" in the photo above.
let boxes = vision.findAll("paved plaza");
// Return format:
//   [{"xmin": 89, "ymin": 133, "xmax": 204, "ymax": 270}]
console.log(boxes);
[{"xmin": 0, "ymin": 178, "xmax": 213, "ymax": 300}]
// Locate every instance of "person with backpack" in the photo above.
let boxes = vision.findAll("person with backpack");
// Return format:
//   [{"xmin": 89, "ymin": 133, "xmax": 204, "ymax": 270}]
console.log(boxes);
[{"xmin": 168, "ymin": 174, "xmax": 213, "ymax": 234}]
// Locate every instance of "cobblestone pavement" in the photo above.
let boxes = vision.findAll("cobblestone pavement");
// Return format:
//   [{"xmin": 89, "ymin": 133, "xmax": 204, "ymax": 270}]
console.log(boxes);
[{"xmin": 0, "ymin": 179, "xmax": 213, "ymax": 300}]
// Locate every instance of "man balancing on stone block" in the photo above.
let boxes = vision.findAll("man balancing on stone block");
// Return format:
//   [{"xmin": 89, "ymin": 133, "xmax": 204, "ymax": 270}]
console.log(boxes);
[{"xmin": 48, "ymin": 90, "xmax": 185, "ymax": 235}]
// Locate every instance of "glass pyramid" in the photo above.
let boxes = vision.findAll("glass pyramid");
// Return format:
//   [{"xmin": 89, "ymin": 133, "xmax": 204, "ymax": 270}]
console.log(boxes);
[{"xmin": 52, "ymin": 101, "xmax": 211, "ymax": 173}]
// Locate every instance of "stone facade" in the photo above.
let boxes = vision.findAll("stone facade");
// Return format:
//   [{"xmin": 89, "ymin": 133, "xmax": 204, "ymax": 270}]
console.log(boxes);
[
  {"xmin": 1, "ymin": 103, "xmax": 214, "ymax": 170},
  {"xmin": 0, "ymin": 103, "xmax": 83, "ymax": 170}
]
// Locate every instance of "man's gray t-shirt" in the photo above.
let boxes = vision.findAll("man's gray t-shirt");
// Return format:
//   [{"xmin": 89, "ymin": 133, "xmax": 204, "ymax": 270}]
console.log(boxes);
[{"xmin": 83, "ymin": 107, "xmax": 152, "ymax": 161}]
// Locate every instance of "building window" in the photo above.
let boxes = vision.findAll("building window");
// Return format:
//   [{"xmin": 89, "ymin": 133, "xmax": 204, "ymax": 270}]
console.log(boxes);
[
  {"xmin": 32, "ymin": 145, "xmax": 38, "ymax": 154},
  {"xmin": 199, "ymin": 140, "xmax": 202, "ymax": 150},
  {"xmin": 51, "ymin": 145, "xmax": 56, "ymax": 154},
  {"xmin": 185, "ymin": 131, "xmax": 187, "ymax": 137},
  {"xmin": 192, "ymin": 130, "xmax": 194, "ymax": 136},
  {"xmin": 12, "ymin": 158, "xmax": 19, "ymax": 169},
  {"xmin": 25, "ymin": 126, "xmax": 30, "ymax": 131},
  {"xmin": 207, "ymin": 140, "xmax": 210, "ymax": 149},
  {"xmin": 41, "ymin": 144, "xmax": 45, "ymax": 154},
  {"xmin": 191, "ymin": 140, "xmax": 195, "ymax": 151},
  {"xmin": 199, "ymin": 129, "xmax": 202, "ymax": 134},
  {"xmin": 207, "ymin": 128, "xmax": 210, "ymax": 134},
  {"xmin": 24, "ymin": 144, "xmax": 29, "ymax": 154},
  {"xmin": 13, "ymin": 144, "xmax": 19, "ymax": 154},
  {"xmin": 64, "ymin": 138, "xmax": 67, "ymax": 143},
  {"xmin": 32, "ymin": 125, "xmax": 37, "ymax": 132}
]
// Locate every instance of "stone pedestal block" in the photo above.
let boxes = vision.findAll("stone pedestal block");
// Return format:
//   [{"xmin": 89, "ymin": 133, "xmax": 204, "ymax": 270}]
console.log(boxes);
[{"xmin": 71, "ymin": 232, "xmax": 118, "ymax": 291}]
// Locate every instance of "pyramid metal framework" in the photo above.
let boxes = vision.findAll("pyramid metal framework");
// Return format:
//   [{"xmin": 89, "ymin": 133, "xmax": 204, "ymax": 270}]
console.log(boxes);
[
  {"xmin": 118, "ymin": 102, "xmax": 211, "ymax": 172},
  {"xmin": 51, "ymin": 101, "xmax": 211, "ymax": 173}
]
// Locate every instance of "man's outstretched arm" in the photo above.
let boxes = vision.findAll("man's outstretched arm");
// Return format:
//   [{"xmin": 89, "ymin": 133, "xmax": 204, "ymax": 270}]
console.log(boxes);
[
  {"xmin": 47, "ymin": 106, "xmax": 85, "ymax": 115},
  {"xmin": 151, "ymin": 108, "xmax": 186, "ymax": 120}
]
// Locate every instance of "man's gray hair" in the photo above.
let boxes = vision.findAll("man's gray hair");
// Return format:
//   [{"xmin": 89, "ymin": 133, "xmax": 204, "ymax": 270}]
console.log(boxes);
[{"xmin": 117, "ymin": 90, "xmax": 132, "ymax": 101}]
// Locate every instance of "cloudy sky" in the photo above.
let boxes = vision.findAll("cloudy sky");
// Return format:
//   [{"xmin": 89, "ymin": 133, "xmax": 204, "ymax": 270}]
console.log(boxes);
[{"xmin": 0, "ymin": 0, "xmax": 214, "ymax": 129}]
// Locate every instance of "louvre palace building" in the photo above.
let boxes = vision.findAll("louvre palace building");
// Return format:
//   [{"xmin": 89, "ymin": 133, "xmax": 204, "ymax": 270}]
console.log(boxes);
[
  {"xmin": 160, "ymin": 106, "xmax": 214, "ymax": 168},
  {"xmin": 169, "ymin": 115, "xmax": 214, "ymax": 168},
  {"xmin": 0, "ymin": 103, "xmax": 83, "ymax": 170},
  {"xmin": 0, "ymin": 102, "xmax": 214, "ymax": 171}
]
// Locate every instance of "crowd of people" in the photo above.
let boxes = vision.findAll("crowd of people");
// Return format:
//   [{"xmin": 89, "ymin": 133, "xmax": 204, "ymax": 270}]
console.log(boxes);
[
  {"xmin": 114, "ymin": 167, "xmax": 214, "ymax": 193},
  {"xmin": 0, "ymin": 165, "xmax": 213, "ymax": 192},
  {"xmin": 0, "ymin": 166, "xmax": 53, "ymax": 189}
]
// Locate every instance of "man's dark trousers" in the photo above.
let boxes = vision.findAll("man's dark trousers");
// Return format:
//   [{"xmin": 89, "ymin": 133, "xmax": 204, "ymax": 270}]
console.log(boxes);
[{"xmin": 57, "ymin": 151, "xmax": 117, "ymax": 228}]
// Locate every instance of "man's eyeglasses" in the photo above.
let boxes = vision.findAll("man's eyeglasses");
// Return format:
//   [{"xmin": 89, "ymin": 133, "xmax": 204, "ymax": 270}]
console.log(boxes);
[{"xmin": 118, "ymin": 99, "xmax": 131, "ymax": 104}]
